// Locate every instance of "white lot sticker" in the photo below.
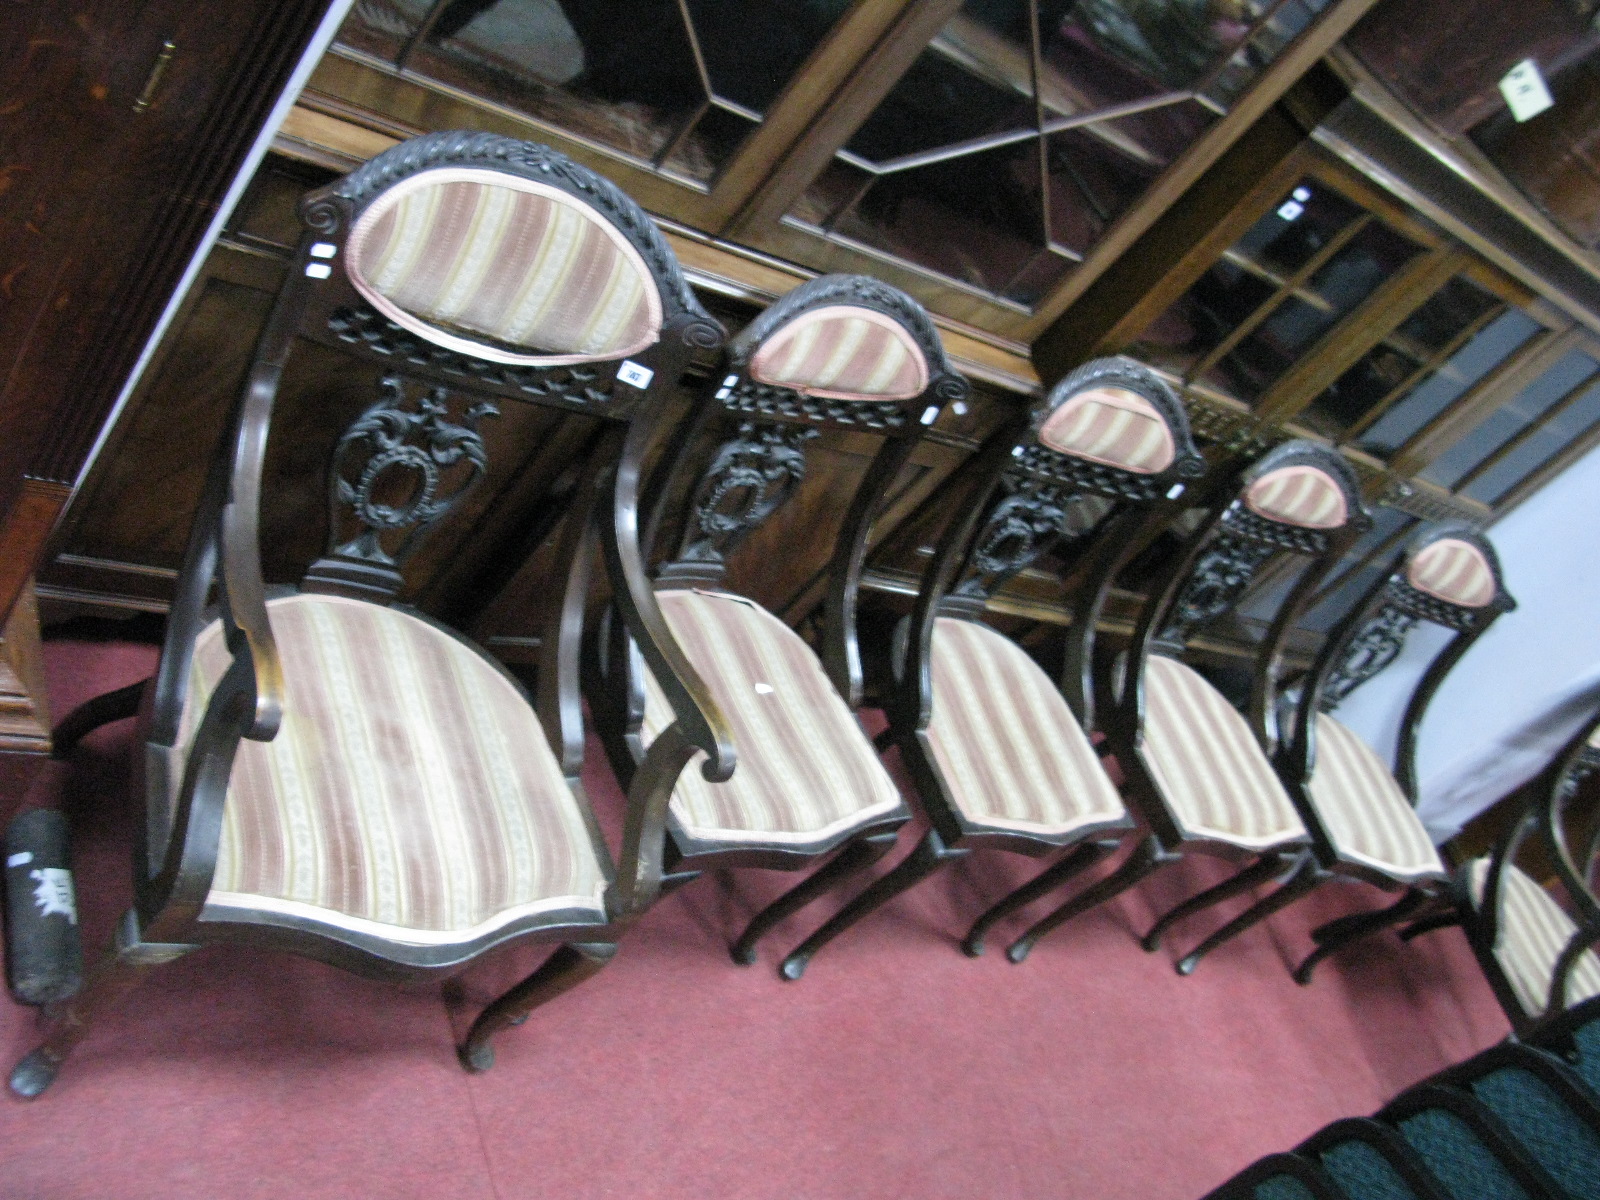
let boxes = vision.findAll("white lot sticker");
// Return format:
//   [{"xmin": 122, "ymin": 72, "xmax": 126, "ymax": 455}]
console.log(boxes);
[
  {"xmin": 617, "ymin": 360, "xmax": 655, "ymax": 389},
  {"xmin": 305, "ymin": 262, "xmax": 333, "ymax": 279},
  {"xmin": 30, "ymin": 868, "xmax": 77, "ymax": 925},
  {"xmin": 7, "ymin": 850, "xmax": 32, "ymax": 868},
  {"xmin": 1500, "ymin": 59, "xmax": 1554, "ymax": 123}
]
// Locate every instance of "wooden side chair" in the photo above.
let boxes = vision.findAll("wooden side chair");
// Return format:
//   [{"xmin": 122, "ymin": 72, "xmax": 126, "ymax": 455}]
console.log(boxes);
[
  {"xmin": 10, "ymin": 131, "xmax": 737, "ymax": 1096},
  {"xmin": 588, "ymin": 274, "xmax": 971, "ymax": 967},
  {"xmin": 767, "ymin": 356, "xmax": 1203, "ymax": 979},
  {"xmin": 1444, "ymin": 711, "xmax": 1600, "ymax": 1038},
  {"xmin": 974, "ymin": 440, "xmax": 1371, "ymax": 968},
  {"xmin": 1231, "ymin": 524, "xmax": 1514, "ymax": 986}
]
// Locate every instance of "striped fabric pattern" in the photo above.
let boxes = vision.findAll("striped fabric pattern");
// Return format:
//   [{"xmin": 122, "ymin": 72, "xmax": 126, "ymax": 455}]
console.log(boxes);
[
  {"xmin": 1244, "ymin": 465, "xmax": 1348, "ymax": 529},
  {"xmin": 1139, "ymin": 655, "xmax": 1307, "ymax": 849},
  {"xmin": 639, "ymin": 590, "xmax": 902, "ymax": 845},
  {"xmin": 180, "ymin": 594, "xmax": 607, "ymax": 944},
  {"xmin": 1306, "ymin": 714, "xmax": 1445, "ymax": 881},
  {"xmin": 1407, "ymin": 538, "xmax": 1495, "ymax": 608},
  {"xmin": 747, "ymin": 305, "xmax": 928, "ymax": 400},
  {"xmin": 1469, "ymin": 858, "xmax": 1600, "ymax": 1017},
  {"xmin": 347, "ymin": 168, "xmax": 661, "ymax": 365},
  {"xmin": 1037, "ymin": 386, "xmax": 1176, "ymax": 474},
  {"xmin": 924, "ymin": 619, "xmax": 1125, "ymax": 836}
]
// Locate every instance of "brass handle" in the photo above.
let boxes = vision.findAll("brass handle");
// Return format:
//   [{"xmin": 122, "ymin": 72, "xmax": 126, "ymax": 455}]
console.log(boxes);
[{"xmin": 133, "ymin": 40, "xmax": 176, "ymax": 114}]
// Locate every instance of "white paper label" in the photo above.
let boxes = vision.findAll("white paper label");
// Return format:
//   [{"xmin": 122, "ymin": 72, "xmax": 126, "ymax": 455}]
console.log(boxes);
[
  {"xmin": 6, "ymin": 851, "xmax": 32, "ymax": 868},
  {"xmin": 617, "ymin": 360, "xmax": 654, "ymax": 389},
  {"xmin": 920, "ymin": 405, "xmax": 940, "ymax": 425},
  {"xmin": 305, "ymin": 262, "xmax": 333, "ymax": 279},
  {"xmin": 309, "ymin": 242, "xmax": 338, "ymax": 259},
  {"xmin": 1166, "ymin": 483, "xmax": 1186, "ymax": 499},
  {"xmin": 1500, "ymin": 59, "xmax": 1554, "ymax": 123},
  {"xmin": 30, "ymin": 868, "xmax": 77, "ymax": 925}
]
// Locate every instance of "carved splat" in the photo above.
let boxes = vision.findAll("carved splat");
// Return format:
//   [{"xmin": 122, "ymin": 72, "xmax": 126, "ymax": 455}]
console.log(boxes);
[
  {"xmin": 1160, "ymin": 532, "xmax": 1278, "ymax": 648},
  {"xmin": 661, "ymin": 421, "xmax": 817, "ymax": 584},
  {"xmin": 303, "ymin": 373, "xmax": 498, "ymax": 600},
  {"xmin": 1318, "ymin": 602, "xmax": 1420, "ymax": 712},
  {"xmin": 950, "ymin": 475, "xmax": 1110, "ymax": 606}
]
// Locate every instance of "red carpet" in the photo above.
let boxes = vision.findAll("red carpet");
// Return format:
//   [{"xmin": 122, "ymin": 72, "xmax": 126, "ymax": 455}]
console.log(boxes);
[{"xmin": 0, "ymin": 638, "xmax": 1508, "ymax": 1200}]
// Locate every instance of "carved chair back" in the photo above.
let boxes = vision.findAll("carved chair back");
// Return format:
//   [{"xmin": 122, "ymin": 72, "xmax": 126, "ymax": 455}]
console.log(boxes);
[
  {"xmin": 1286, "ymin": 524, "xmax": 1514, "ymax": 804},
  {"xmin": 1111, "ymin": 440, "xmax": 1372, "ymax": 755},
  {"xmin": 138, "ymin": 131, "xmax": 728, "ymax": 945},
  {"xmin": 641, "ymin": 274, "xmax": 970, "ymax": 708},
  {"xmin": 896, "ymin": 355, "xmax": 1203, "ymax": 734}
]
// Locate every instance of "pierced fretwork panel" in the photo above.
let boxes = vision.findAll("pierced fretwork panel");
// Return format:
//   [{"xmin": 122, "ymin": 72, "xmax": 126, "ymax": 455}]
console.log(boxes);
[
  {"xmin": 1161, "ymin": 530, "xmax": 1278, "ymax": 647},
  {"xmin": 673, "ymin": 420, "xmax": 818, "ymax": 569},
  {"xmin": 304, "ymin": 372, "xmax": 498, "ymax": 599},
  {"xmin": 1318, "ymin": 602, "xmax": 1419, "ymax": 712}
]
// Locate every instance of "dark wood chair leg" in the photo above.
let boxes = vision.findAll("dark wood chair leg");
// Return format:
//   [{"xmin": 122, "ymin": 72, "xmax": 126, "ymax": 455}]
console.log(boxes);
[
  {"xmin": 729, "ymin": 831, "xmax": 898, "ymax": 966},
  {"xmin": 50, "ymin": 679, "xmax": 150, "ymax": 757},
  {"xmin": 1173, "ymin": 861, "xmax": 1319, "ymax": 976},
  {"xmin": 459, "ymin": 941, "xmax": 617, "ymax": 1073},
  {"xmin": 1293, "ymin": 887, "xmax": 1431, "ymax": 985},
  {"xmin": 1006, "ymin": 835, "xmax": 1161, "ymax": 964},
  {"xmin": 778, "ymin": 829, "xmax": 967, "ymax": 981},
  {"xmin": 961, "ymin": 840, "xmax": 1109, "ymax": 958},
  {"xmin": 1141, "ymin": 854, "xmax": 1283, "ymax": 952},
  {"xmin": 10, "ymin": 910, "xmax": 188, "ymax": 1099},
  {"xmin": 1397, "ymin": 911, "xmax": 1464, "ymax": 941}
]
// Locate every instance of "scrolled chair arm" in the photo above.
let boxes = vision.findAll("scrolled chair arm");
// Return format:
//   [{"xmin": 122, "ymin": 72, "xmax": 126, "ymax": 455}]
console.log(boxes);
[{"xmin": 599, "ymin": 409, "xmax": 736, "ymax": 784}]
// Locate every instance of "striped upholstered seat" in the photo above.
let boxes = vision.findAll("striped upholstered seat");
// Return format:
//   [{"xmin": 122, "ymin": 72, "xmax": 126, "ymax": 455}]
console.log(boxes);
[
  {"xmin": 640, "ymin": 590, "xmax": 903, "ymax": 847},
  {"xmin": 924, "ymin": 618, "xmax": 1126, "ymax": 837},
  {"xmin": 1140, "ymin": 655, "xmax": 1308, "ymax": 849},
  {"xmin": 1036, "ymin": 385, "xmax": 1176, "ymax": 474},
  {"xmin": 1468, "ymin": 859, "xmax": 1600, "ymax": 1017},
  {"xmin": 747, "ymin": 305, "xmax": 928, "ymax": 400},
  {"xmin": 346, "ymin": 168, "xmax": 662, "ymax": 366},
  {"xmin": 180, "ymin": 594, "xmax": 608, "ymax": 944},
  {"xmin": 1306, "ymin": 715, "xmax": 1446, "ymax": 883}
]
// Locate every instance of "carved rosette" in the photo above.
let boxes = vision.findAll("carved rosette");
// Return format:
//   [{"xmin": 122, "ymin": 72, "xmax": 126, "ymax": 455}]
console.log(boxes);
[
  {"xmin": 676, "ymin": 421, "xmax": 818, "ymax": 566},
  {"xmin": 307, "ymin": 374, "xmax": 497, "ymax": 597},
  {"xmin": 1318, "ymin": 603, "xmax": 1420, "ymax": 712}
]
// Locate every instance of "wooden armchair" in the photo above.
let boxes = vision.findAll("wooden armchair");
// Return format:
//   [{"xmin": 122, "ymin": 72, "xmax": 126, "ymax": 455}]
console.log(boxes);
[
  {"xmin": 1248, "ymin": 525, "xmax": 1516, "ymax": 986},
  {"xmin": 980, "ymin": 440, "xmax": 1371, "ymax": 968},
  {"xmin": 588, "ymin": 274, "xmax": 970, "ymax": 967},
  {"xmin": 766, "ymin": 356, "xmax": 1203, "ymax": 979},
  {"xmin": 10, "ymin": 131, "xmax": 735, "ymax": 1096}
]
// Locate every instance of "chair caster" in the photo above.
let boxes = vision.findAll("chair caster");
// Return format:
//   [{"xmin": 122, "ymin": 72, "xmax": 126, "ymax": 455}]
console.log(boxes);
[
  {"xmin": 1139, "ymin": 929, "xmax": 1162, "ymax": 953},
  {"xmin": 1005, "ymin": 940, "xmax": 1034, "ymax": 964},
  {"xmin": 1175, "ymin": 953, "xmax": 1201, "ymax": 976},
  {"xmin": 729, "ymin": 942, "xmax": 758, "ymax": 967},
  {"xmin": 960, "ymin": 933, "xmax": 985, "ymax": 958},
  {"xmin": 778, "ymin": 954, "xmax": 807, "ymax": 981},
  {"xmin": 9, "ymin": 1048, "xmax": 61, "ymax": 1099},
  {"xmin": 458, "ymin": 1041, "xmax": 495, "ymax": 1074}
]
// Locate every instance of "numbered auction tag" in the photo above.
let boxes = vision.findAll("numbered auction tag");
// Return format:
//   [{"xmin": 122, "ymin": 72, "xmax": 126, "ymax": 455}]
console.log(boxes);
[
  {"xmin": 1500, "ymin": 59, "xmax": 1554, "ymax": 123},
  {"xmin": 617, "ymin": 360, "xmax": 655, "ymax": 389}
]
